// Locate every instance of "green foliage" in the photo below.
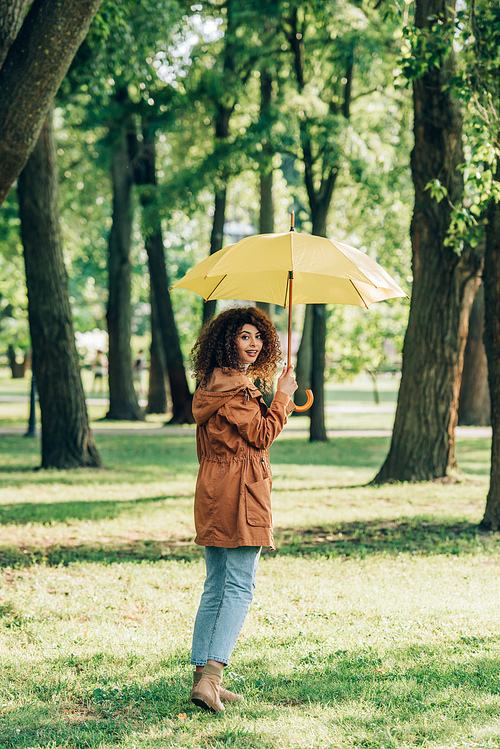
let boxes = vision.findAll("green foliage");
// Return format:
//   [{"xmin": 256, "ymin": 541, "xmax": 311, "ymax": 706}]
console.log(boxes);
[
  {"xmin": 327, "ymin": 300, "xmax": 409, "ymax": 387},
  {"xmin": 401, "ymin": 14, "xmax": 454, "ymax": 81},
  {"xmin": 0, "ymin": 195, "xmax": 29, "ymax": 363},
  {"xmin": 400, "ymin": 0, "xmax": 500, "ymax": 256}
]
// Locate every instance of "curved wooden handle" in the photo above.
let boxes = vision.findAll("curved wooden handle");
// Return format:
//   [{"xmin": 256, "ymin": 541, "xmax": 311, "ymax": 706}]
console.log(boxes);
[{"xmin": 293, "ymin": 389, "xmax": 314, "ymax": 412}]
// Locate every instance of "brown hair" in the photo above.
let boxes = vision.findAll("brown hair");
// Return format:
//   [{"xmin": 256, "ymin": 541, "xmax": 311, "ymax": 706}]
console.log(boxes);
[{"xmin": 190, "ymin": 306, "xmax": 282, "ymax": 390}]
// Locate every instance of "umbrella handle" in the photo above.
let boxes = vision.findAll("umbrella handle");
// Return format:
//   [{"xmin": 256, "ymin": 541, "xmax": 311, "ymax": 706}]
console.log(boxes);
[{"xmin": 293, "ymin": 389, "xmax": 314, "ymax": 412}]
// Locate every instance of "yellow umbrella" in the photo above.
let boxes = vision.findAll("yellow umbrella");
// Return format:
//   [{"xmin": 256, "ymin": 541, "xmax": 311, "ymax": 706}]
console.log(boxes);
[{"xmin": 171, "ymin": 213, "xmax": 407, "ymax": 411}]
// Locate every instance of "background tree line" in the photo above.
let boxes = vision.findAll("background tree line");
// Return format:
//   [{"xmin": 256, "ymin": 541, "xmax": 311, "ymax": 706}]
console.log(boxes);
[{"xmin": 0, "ymin": 0, "xmax": 499, "ymax": 529}]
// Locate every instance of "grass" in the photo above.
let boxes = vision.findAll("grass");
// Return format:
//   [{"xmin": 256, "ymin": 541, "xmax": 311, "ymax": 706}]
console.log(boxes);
[{"xmin": 1, "ymin": 371, "xmax": 499, "ymax": 748}]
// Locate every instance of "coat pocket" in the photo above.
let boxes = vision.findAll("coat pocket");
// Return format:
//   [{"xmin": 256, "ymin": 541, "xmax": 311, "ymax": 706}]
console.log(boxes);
[{"xmin": 245, "ymin": 478, "xmax": 272, "ymax": 527}]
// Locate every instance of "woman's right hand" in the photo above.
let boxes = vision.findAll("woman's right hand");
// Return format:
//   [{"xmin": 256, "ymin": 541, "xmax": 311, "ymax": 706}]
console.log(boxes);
[{"xmin": 276, "ymin": 364, "xmax": 298, "ymax": 397}]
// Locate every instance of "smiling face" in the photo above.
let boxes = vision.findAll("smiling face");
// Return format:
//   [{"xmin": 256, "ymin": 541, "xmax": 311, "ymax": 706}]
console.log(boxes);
[{"xmin": 235, "ymin": 324, "xmax": 263, "ymax": 368}]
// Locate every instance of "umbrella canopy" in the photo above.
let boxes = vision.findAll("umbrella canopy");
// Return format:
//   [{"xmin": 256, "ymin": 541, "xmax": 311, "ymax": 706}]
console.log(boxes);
[
  {"xmin": 171, "ymin": 221, "xmax": 407, "ymax": 411},
  {"xmin": 171, "ymin": 230, "xmax": 407, "ymax": 309}
]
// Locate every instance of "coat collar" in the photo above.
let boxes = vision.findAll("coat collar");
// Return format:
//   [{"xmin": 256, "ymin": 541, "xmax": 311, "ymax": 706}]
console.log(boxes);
[{"xmin": 192, "ymin": 368, "xmax": 261, "ymax": 425}]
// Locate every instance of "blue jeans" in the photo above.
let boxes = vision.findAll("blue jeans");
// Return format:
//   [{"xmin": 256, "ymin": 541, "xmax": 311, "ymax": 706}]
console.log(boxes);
[{"xmin": 191, "ymin": 546, "xmax": 261, "ymax": 667}]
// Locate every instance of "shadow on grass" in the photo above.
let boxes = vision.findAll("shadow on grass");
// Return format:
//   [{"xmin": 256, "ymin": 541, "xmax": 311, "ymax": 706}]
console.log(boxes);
[
  {"xmin": 0, "ymin": 537, "xmax": 203, "ymax": 568},
  {"xmin": 1, "ymin": 517, "xmax": 498, "ymax": 568},
  {"xmin": 272, "ymin": 517, "xmax": 500, "ymax": 557},
  {"xmin": 2, "ymin": 639, "xmax": 500, "ymax": 748},
  {"xmin": 0, "ymin": 495, "xmax": 191, "ymax": 525}
]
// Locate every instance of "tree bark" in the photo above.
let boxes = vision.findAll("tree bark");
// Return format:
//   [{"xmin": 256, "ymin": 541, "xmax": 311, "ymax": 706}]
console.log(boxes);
[
  {"xmin": 254, "ymin": 66, "xmax": 275, "ymax": 406},
  {"xmin": 17, "ymin": 109, "xmax": 102, "ymax": 469},
  {"xmin": 203, "ymin": 186, "xmax": 227, "ymax": 325},
  {"xmin": 257, "ymin": 67, "xmax": 274, "ymax": 323},
  {"xmin": 458, "ymin": 283, "xmax": 490, "ymax": 426},
  {"xmin": 0, "ymin": 0, "xmax": 102, "ymax": 206},
  {"xmin": 136, "ymin": 123, "xmax": 194, "ymax": 424},
  {"xmin": 373, "ymin": 0, "xmax": 482, "ymax": 482},
  {"xmin": 480, "ymin": 158, "xmax": 500, "ymax": 530},
  {"xmin": 0, "ymin": 0, "xmax": 30, "ymax": 68},
  {"xmin": 7, "ymin": 345, "xmax": 29, "ymax": 378},
  {"xmin": 106, "ymin": 93, "xmax": 145, "ymax": 421},
  {"xmin": 146, "ymin": 284, "xmax": 168, "ymax": 415}
]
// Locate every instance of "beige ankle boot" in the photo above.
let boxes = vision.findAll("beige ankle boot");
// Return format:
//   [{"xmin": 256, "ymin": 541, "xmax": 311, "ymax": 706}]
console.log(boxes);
[
  {"xmin": 191, "ymin": 670, "xmax": 243, "ymax": 704},
  {"xmin": 190, "ymin": 664, "xmax": 225, "ymax": 713}
]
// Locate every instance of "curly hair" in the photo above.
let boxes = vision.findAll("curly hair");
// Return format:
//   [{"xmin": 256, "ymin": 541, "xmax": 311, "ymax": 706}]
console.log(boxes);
[{"xmin": 190, "ymin": 306, "xmax": 283, "ymax": 390}]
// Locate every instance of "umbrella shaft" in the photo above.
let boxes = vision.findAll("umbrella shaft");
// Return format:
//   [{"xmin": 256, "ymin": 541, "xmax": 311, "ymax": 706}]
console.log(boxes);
[{"xmin": 287, "ymin": 274, "xmax": 293, "ymax": 370}]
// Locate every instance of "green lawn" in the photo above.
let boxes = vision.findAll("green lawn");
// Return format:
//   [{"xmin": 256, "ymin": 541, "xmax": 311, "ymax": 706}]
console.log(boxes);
[{"xmin": 0, "ymin": 424, "xmax": 499, "ymax": 748}]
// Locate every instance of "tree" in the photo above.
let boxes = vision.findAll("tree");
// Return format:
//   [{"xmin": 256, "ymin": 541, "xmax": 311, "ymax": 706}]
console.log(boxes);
[
  {"xmin": 135, "ymin": 119, "xmax": 194, "ymax": 423},
  {"xmin": 458, "ymin": 284, "xmax": 490, "ymax": 426},
  {"xmin": 451, "ymin": 0, "xmax": 500, "ymax": 529},
  {"xmin": 105, "ymin": 87, "xmax": 145, "ymax": 421},
  {"xmin": 328, "ymin": 303, "xmax": 407, "ymax": 404},
  {"xmin": 373, "ymin": 0, "xmax": 482, "ymax": 482},
  {"xmin": 482, "ymin": 158, "xmax": 500, "ymax": 529},
  {"xmin": 281, "ymin": 0, "xmax": 405, "ymax": 440},
  {"xmin": 0, "ymin": 0, "xmax": 103, "ymax": 206},
  {"xmin": 17, "ymin": 108, "xmax": 102, "ymax": 469}
]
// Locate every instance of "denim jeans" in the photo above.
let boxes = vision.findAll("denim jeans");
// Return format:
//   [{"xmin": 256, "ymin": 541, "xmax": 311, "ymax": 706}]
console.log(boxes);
[{"xmin": 191, "ymin": 545, "xmax": 261, "ymax": 667}]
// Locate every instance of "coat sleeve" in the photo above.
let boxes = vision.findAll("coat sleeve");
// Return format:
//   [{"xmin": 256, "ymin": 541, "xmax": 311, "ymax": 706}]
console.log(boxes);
[{"xmin": 223, "ymin": 390, "xmax": 294, "ymax": 449}]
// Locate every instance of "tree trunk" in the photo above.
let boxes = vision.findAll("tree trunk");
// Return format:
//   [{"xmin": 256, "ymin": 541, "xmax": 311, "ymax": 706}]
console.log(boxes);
[
  {"xmin": 0, "ymin": 0, "xmax": 103, "ymax": 206},
  {"xmin": 257, "ymin": 69, "xmax": 274, "ymax": 322},
  {"xmin": 373, "ymin": 0, "xmax": 482, "ymax": 482},
  {"xmin": 106, "ymin": 95, "xmax": 144, "ymax": 421},
  {"xmin": 255, "ymin": 67, "xmax": 275, "ymax": 406},
  {"xmin": 310, "ymin": 303, "xmax": 328, "ymax": 440},
  {"xmin": 136, "ymin": 123, "xmax": 194, "ymax": 424},
  {"xmin": 0, "ymin": 0, "xmax": 31, "ymax": 68},
  {"xmin": 308, "ymin": 212, "xmax": 332, "ymax": 441},
  {"xmin": 17, "ymin": 109, "xmax": 102, "ymax": 469},
  {"xmin": 146, "ymin": 284, "xmax": 168, "ymax": 415},
  {"xmin": 202, "ymin": 24, "xmax": 234, "ymax": 326},
  {"xmin": 458, "ymin": 283, "xmax": 490, "ymax": 426},
  {"xmin": 480, "ymin": 158, "xmax": 500, "ymax": 530},
  {"xmin": 287, "ymin": 14, "xmax": 348, "ymax": 441},
  {"xmin": 7, "ymin": 345, "xmax": 28, "ymax": 378},
  {"xmin": 203, "ymin": 186, "xmax": 227, "ymax": 325}
]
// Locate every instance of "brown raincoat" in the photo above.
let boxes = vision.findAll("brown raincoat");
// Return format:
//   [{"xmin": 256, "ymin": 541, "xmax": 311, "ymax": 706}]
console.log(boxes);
[{"xmin": 192, "ymin": 367, "xmax": 294, "ymax": 550}]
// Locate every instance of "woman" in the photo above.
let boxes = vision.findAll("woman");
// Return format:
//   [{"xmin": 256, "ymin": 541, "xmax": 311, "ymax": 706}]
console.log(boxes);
[{"xmin": 189, "ymin": 306, "xmax": 297, "ymax": 713}]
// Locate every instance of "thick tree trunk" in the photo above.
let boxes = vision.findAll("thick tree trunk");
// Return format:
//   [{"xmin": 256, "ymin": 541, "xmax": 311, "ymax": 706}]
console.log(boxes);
[
  {"xmin": 17, "ymin": 110, "xmax": 102, "ymax": 469},
  {"xmin": 458, "ymin": 283, "xmax": 490, "ymax": 426},
  {"xmin": 106, "ymin": 99, "xmax": 144, "ymax": 421},
  {"xmin": 480, "ymin": 159, "xmax": 500, "ymax": 530},
  {"xmin": 0, "ymin": 0, "xmax": 102, "ymax": 206},
  {"xmin": 374, "ymin": 0, "xmax": 482, "ymax": 482},
  {"xmin": 136, "ymin": 124, "xmax": 194, "ymax": 424}
]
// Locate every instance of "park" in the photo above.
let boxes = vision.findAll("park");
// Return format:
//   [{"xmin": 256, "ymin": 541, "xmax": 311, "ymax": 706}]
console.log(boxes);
[{"xmin": 1, "ymin": 0, "xmax": 500, "ymax": 747}]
